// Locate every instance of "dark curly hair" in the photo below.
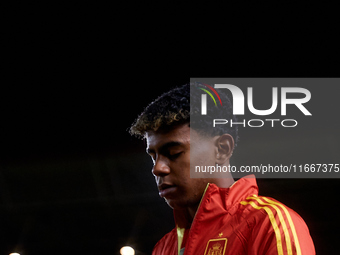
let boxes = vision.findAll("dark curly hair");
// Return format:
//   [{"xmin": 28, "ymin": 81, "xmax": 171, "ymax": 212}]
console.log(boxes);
[{"xmin": 129, "ymin": 82, "xmax": 239, "ymax": 146}]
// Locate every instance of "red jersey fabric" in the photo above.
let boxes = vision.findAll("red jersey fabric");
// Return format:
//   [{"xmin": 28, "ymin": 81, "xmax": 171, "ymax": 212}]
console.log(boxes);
[{"xmin": 152, "ymin": 175, "xmax": 315, "ymax": 255}]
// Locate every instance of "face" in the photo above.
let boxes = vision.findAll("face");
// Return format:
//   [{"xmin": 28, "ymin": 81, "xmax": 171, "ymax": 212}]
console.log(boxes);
[{"xmin": 146, "ymin": 123, "xmax": 217, "ymax": 210}]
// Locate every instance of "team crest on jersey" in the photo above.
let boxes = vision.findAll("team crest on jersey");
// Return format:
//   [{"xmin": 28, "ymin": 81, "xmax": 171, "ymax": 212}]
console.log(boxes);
[{"xmin": 204, "ymin": 238, "xmax": 227, "ymax": 255}]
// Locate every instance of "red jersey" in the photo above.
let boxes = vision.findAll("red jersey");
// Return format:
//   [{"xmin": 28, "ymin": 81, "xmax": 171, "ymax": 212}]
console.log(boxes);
[{"xmin": 152, "ymin": 175, "xmax": 315, "ymax": 255}]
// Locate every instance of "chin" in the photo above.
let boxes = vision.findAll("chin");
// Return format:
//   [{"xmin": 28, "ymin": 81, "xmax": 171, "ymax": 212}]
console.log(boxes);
[
  {"xmin": 164, "ymin": 198, "xmax": 176, "ymax": 209},
  {"xmin": 164, "ymin": 197, "xmax": 189, "ymax": 210}
]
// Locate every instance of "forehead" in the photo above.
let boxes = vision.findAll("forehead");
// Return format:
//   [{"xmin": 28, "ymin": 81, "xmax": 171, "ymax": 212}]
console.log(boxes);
[{"xmin": 146, "ymin": 124, "xmax": 191, "ymax": 148}]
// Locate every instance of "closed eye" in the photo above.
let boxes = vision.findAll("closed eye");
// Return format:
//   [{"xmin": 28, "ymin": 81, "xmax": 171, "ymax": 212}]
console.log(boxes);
[{"xmin": 168, "ymin": 151, "xmax": 183, "ymax": 160}]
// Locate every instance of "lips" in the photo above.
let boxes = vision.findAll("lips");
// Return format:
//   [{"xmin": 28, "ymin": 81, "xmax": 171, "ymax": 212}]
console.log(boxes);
[{"xmin": 158, "ymin": 183, "xmax": 177, "ymax": 198}]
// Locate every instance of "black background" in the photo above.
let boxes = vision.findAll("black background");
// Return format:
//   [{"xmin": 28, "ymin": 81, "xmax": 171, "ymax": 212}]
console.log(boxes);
[{"xmin": 1, "ymin": 5, "xmax": 340, "ymax": 255}]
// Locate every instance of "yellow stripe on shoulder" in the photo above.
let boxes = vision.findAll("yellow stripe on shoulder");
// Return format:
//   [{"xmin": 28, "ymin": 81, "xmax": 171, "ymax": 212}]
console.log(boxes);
[
  {"xmin": 240, "ymin": 200, "xmax": 284, "ymax": 255},
  {"xmin": 247, "ymin": 196, "xmax": 292, "ymax": 255},
  {"xmin": 261, "ymin": 196, "xmax": 301, "ymax": 255},
  {"xmin": 240, "ymin": 195, "xmax": 301, "ymax": 255}
]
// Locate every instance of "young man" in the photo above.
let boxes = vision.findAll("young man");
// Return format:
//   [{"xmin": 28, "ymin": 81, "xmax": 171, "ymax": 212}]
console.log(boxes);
[{"xmin": 129, "ymin": 83, "xmax": 315, "ymax": 255}]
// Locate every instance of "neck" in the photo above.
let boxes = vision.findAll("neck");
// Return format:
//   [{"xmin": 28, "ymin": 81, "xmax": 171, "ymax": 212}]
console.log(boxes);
[
  {"xmin": 186, "ymin": 176, "xmax": 235, "ymax": 224},
  {"xmin": 212, "ymin": 176, "xmax": 235, "ymax": 188},
  {"xmin": 187, "ymin": 204, "xmax": 199, "ymax": 222}
]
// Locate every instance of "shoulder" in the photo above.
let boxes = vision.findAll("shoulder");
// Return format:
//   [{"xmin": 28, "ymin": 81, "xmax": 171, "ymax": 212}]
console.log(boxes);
[
  {"xmin": 239, "ymin": 194, "xmax": 306, "ymax": 227},
  {"xmin": 239, "ymin": 195, "xmax": 315, "ymax": 255},
  {"xmin": 152, "ymin": 228, "xmax": 177, "ymax": 255}
]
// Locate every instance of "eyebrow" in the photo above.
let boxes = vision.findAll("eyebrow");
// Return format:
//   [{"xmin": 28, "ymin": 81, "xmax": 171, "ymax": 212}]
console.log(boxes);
[{"xmin": 146, "ymin": 141, "xmax": 183, "ymax": 154}]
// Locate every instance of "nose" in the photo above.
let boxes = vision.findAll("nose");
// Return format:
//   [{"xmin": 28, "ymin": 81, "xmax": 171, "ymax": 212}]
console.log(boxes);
[{"xmin": 152, "ymin": 156, "xmax": 170, "ymax": 177}]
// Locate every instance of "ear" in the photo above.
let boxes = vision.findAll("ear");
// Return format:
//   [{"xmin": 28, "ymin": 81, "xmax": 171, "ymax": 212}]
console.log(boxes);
[{"xmin": 215, "ymin": 134, "xmax": 235, "ymax": 165}]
